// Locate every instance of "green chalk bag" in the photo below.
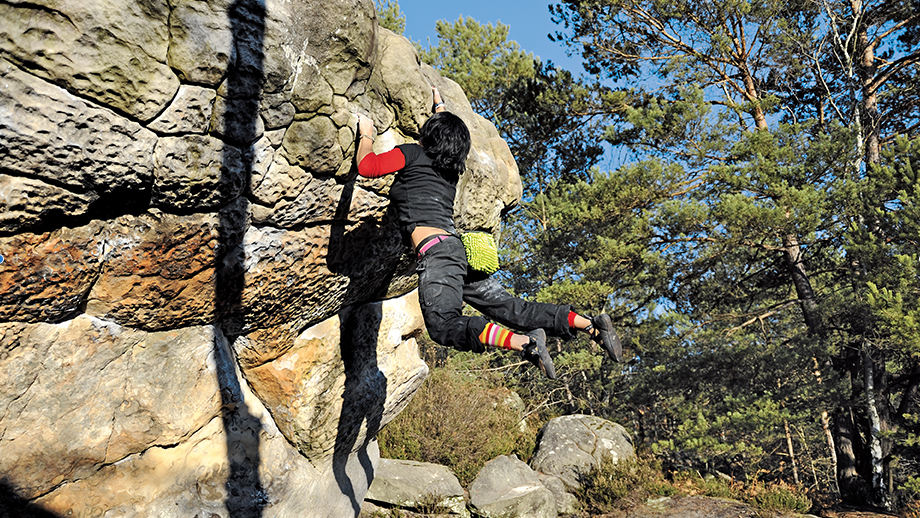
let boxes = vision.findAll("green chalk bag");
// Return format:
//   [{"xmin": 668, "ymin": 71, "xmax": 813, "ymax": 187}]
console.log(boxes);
[{"xmin": 461, "ymin": 232, "xmax": 500, "ymax": 274}]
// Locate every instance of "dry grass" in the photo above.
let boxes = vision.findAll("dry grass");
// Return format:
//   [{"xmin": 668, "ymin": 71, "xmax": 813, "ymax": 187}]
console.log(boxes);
[
  {"xmin": 577, "ymin": 454, "xmax": 813, "ymax": 516},
  {"xmin": 377, "ymin": 363, "xmax": 536, "ymax": 485}
]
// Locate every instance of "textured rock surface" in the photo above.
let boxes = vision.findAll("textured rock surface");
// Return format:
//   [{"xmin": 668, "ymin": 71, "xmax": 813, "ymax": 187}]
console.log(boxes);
[
  {"xmin": 469, "ymin": 455, "xmax": 557, "ymax": 518},
  {"xmin": 530, "ymin": 414, "xmax": 636, "ymax": 491},
  {"xmin": 537, "ymin": 473, "xmax": 581, "ymax": 515},
  {"xmin": 365, "ymin": 458, "xmax": 469, "ymax": 517},
  {"xmin": 0, "ymin": 0, "xmax": 520, "ymax": 516},
  {"xmin": 0, "ymin": 0, "xmax": 178, "ymax": 121}
]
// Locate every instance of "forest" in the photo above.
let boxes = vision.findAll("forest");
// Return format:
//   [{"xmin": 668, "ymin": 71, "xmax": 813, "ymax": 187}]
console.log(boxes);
[{"xmin": 377, "ymin": 0, "xmax": 920, "ymax": 513}]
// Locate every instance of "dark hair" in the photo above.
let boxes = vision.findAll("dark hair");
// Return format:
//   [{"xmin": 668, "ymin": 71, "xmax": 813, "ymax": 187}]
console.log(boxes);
[{"xmin": 419, "ymin": 112, "xmax": 471, "ymax": 178}]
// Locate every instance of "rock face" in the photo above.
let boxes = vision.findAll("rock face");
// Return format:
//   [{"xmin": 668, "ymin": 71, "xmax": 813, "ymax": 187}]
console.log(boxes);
[
  {"xmin": 365, "ymin": 458, "xmax": 469, "ymax": 517},
  {"xmin": 530, "ymin": 414, "xmax": 636, "ymax": 491},
  {"xmin": 0, "ymin": 0, "xmax": 520, "ymax": 516},
  {"xmin": 469, "ymin": 455, "xmax": 557, "ymax": 518}
]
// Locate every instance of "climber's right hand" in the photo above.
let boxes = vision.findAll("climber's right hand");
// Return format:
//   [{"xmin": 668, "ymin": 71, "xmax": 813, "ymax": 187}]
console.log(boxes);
[{"xmin": 357, "ymin": 113, "xmax": 374, "ymax": 136}]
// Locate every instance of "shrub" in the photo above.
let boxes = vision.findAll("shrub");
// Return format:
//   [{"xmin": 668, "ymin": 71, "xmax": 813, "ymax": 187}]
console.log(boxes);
[
  {"xmin": 414, "ymin": 492, "xmax": 453, "ymax": 515},
  {"xmin": 668, "ymin": 470, "xmax": 811, "ymax": 515},
  {"xmin": 358, "ymin": 506, "xmax": 408, "ymax": 518},
  {"xmin": 747, "ymin": 481, "xmax": 813, "ymax": 515},
  {"xmin": 904, "ymin": 498, "xmax": 920, "ymax": 518},
  {"xmin": 576, "ymin": 455, "xmax": 674, "ymax": 513},
  {"xmin": 669, "ymin": 469, "xmax": 742, "ymax": 499},
  {"xmin": 377, "ymin": 360, "xmax": 536, "ymax": 485}
]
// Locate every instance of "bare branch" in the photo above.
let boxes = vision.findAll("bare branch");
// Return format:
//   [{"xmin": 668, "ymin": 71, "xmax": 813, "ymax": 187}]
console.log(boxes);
[
  {"xmin": 810, "ymin": 34, "xmax": 848, "ymax": 121},
  {"xmin": 869, "ymin": 51, "xmax": 920, "ymax": 93},
  {"xmin": 724, "ymin": 300, "xmax": 802, "ymax": 336},
  {"xmin": 869, "ymin": 12, "xmax": 920, "ymax": 51}
]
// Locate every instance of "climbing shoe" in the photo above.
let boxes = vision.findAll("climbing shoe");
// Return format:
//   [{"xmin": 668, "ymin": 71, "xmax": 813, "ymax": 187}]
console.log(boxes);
[
  {"xmin": 521, "ymin": 328, "xmax": 555, "ymax": 380},
  {"xmin": 587, "ymin": 314, "xmax": 622, "ymax": 363}
]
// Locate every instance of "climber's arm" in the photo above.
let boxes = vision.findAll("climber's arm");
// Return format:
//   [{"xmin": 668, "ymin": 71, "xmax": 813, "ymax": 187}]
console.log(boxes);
[
  {"xmin": 432, "ymin": 86, "xmax": 445, "ymax": 113},
  {"xmin": 355, "ymin": 113, "xmax": 404, "ymax": 178},
  {"xmin": 356, "ymin": 113, "xmax": 376, "ymax": 166},
  {"xmin": 358, "ymin": 147, "xmax": 405, "ymax": 178}
]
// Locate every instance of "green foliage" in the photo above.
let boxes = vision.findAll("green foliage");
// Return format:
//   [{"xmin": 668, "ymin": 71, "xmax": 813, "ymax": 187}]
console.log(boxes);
[
  {"xmin": 749, "ymin": 481, "xmax": 813, "ymax": 515},
  {"xmin": 374, "ymin": 0, "xmax": 405, "ymax": 34},
  {"xmin": 901, "ymin": 414, "xmax": 920, "ymax": 496},
  {"xmin": 515, "ymin": 113, "xmax": 857, "ymax": 489},
  {"xmin": 842, "ymin": 137, "xmax": 920, "ymax": 507},
  {"xmin": 637, "ymin": 326, "xmax": 840, "ymax": 478},
  {"xmin": 419, "ymin": 17, "xmax": 535, "ymax": 120},
  {"xmin": 577, "ymin": 456, "xmax": 675, "ymax": 513},
  {"xmin": 376, "ymin": 360, "xmax": 536, "ymax": 486},
  {"xmin": 525, "ymin": 159, "xmax": 690, "ymax": 313},
  {"xmin": 416, "ymin": 0, "xmax": 919, "ymax": 511},
  {"xmin": 856, "ymin": 137, "xmax": 920, "ymax": 361}
]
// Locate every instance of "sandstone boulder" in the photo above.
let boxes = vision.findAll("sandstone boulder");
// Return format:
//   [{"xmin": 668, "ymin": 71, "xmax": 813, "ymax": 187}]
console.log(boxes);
[
  {"xmin": 530, "ymin": 414, "xmax": 636, "ymax": 491},
  {"xmin": 0, "ymin": 58, "xmax": 157, "ymax": 233},
  {"xmin": 0, "ymin": 0, "xmax": 179, "ymax": 121},
  {"xmin": 365, "ymin": 458, "xmax": 469, "ymax": 517},
  {"xmin": 538, "ymin": 473, "xmax": 581, "ymax": 515},
  {"xmin": 468, "ymin": 455, "xmax": 557, "ymax": 518},
  {"xmin": 0, "ymin": 0, "xmax": 521, "ymax": 515}
]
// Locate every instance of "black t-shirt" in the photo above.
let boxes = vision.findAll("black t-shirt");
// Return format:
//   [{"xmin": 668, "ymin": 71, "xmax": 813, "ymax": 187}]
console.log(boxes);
[{"xmin": 389, "ymin": 143, "xmax": 458, "ymax": 239}]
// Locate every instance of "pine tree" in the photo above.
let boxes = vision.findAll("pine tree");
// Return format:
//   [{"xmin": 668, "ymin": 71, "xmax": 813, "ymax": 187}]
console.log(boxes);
[
  {"xmin": 547, "ymin": 0, "xmax": 920, "ymax": 506},
  {"xmin": 415, "ymin": 1, "xmax": 920, "ymax": 507},
  {"xmin": 375, "ymin": 0, "xmax": 406, "ymax": 35},
  {"xmin": 419, "ymin": 16, "xmax": 536, "ymax": 121}
]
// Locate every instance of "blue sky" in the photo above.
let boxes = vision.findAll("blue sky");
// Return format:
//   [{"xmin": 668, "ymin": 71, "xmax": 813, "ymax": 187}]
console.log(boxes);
[
  {"xmin": 392, "ymin": 0, "xmax": 635, "ymax": 171},
  {"xmin": 394, "ymin": 0, "xmax": 584, "ymax": 73}
]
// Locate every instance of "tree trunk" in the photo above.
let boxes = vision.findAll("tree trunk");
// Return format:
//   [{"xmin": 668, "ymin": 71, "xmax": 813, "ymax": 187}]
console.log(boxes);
[
  {"xmin": 833, "ymin": 406, "xmax": 863, "ymax": 500},
  {"xmin": 863, "ymin": 345, "xmax": 893, "ymax": 510},
  {"xmin": 874, "ymin": 363, "xmax": 896, "ymax": 504},
  {"xmin": 856, "ymin": 9, "xmax": 880, "ymax": 166},
  {"xmin": 821, "ymin": 410, "xmax": 839, "ymax": 493},
  {"xmin": 814, "ymin": 357, "xmax": 840, "ymax": 493},
  {"xmin": 784, "ymin": 418, "xmax": 801, "ymax": 485},
  {"xmin": 782, "ymin": 235, "xmax": 825, "ymax": 336}
]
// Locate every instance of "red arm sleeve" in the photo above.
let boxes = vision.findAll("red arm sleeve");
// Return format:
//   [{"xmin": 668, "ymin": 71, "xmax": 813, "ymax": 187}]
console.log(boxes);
[{"xmin": 358, "ymin": 148, "xmax": 406, "ymax": 178}]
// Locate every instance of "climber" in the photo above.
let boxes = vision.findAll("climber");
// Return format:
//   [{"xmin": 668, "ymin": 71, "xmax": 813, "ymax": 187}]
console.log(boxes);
[{"xmin": 354, "ymin": 87, "xmax": 622, "ymax": 379}]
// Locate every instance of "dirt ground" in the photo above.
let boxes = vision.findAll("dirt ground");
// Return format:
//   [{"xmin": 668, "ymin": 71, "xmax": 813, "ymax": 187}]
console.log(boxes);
[
  {"xmin": 360, "ymin": 495, "xmax": 906, "ymax": 518},
  {"xmin": 579, "ymin": 495, "xmax": 903, "ymax": 518}
]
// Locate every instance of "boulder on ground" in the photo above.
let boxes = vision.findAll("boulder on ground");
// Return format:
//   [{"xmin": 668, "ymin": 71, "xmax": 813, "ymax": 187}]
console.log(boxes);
[
  {"xmin": 468, "ymin": 455, "xmax": 556, "ymax": 518},
  {"xmin": 537, "ymin": 472, "xmax": 580, "ymax": 515},
  {"xmin": 530, "ymin": 414, "xmax": 635, "ymax": 491},
  {"xmin": 365, "ymin": 458, "xmax": 469, "ymax": 517}
]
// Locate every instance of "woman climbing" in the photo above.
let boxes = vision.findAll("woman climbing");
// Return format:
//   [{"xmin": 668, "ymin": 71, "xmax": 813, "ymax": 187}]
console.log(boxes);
[{"xmin": 355, "ymin": 87, "xmax": 622, "ymax": 379}]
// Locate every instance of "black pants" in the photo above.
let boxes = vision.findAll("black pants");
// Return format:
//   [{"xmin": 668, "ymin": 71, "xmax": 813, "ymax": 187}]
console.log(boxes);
[{"xmin": 416, "ymin": 235, "xmax": 574, "ymax": 353}]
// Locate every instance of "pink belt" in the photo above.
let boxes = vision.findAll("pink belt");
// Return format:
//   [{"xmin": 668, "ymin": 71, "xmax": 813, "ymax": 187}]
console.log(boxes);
[{"xmin": 417, "ymin": 234, "xmax": 450, "ymax": 257}]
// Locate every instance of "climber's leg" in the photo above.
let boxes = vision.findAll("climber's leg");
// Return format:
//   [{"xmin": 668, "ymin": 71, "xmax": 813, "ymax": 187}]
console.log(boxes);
[
  {"xmin": 463, "ymin": 276, "xmax": 575, "ymax": 340},
  {"xmin": 416, "ymin": 235, "xmax": 489, "ymax": 352}
]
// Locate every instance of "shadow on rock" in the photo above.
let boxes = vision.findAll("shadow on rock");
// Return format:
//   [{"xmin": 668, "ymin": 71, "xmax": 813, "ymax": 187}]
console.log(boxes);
[
  {"xmin": 215, "ymin": 0, "xmax": 266, "ymax": 516},
  {"xmin": 0, "ymin": 479, "xmax": 61, "ymax": 518},
  {"xmin": 333, "ymin": 305, "xmax": 387, "ymax": 516}
]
